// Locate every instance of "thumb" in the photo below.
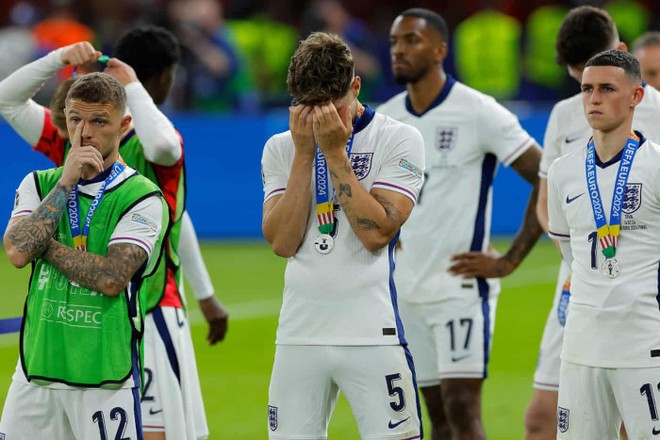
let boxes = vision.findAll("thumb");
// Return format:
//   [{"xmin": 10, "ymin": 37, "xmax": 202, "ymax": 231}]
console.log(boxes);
[{"xmin": 340, "ymin": 105, "xmax": 353, "ymax": 131}]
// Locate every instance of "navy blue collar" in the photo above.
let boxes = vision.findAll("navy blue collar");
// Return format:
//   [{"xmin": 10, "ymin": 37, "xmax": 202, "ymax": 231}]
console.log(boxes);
[
  {"xmin": 405, "ymin": 74, "xmax": 456, "ymax": 117},
  {"xmin": 79, "ymin": 163, "xmax": 116, "ymax": 185},
  {"xmin": 596, "ymin": 130, "xmax": 646, "ymax": 169},
  {"xmin": 355, "ymin": 104, "xmax": 375, "ymax": 134},
  {"xmin": 120, "ymin": 129, "xmax": 136, "ymax": 148}
]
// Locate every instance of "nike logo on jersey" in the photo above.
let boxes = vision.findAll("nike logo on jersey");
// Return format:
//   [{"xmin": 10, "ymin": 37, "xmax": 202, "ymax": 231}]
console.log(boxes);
[
  {"xmin": 565, "ymin": 136, "xmax": 581, "ymax": 144},
  {"xmin": 451, "ymin": 354, "xmax": 471, "ymax": 362},
  {"xmin": 388, "ymin": 417, "xmax": 410, "ymax": 429},
  {"xmin": 652, "ymin": 426, "xmax": 660, "ymax": 435},
  {"xmin": 149, "ymin": 408, "xmax": 163, "ymax": 415},
  {"xmin": 566, "ymin": 193, "xmax": 585, "ymax": 204}
]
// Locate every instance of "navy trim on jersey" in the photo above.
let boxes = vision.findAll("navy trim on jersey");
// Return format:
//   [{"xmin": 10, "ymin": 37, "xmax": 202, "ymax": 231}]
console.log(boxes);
[
  {"xmin": 469, "ymin": 153, "xmax": 497, "ymax": 252},
  {"xmin": 133, "ymin": 386, "xmax": 145, "ymax": 440},
  {"xmin": 404, "ymin": 74, "xmax": 456, "ymax": 117},
  {"xmin": 152, "ymin": 307, "xmax": 181, "ymax": 383},
  {"xmin": 388, "ymin": 231, "xmax": 407, "ymax": 345},
  {"xmin": 656, "ymin": 262, "xmax": 660, "ymax": 312},
  {"xmin": 78, "ymin": 165, "xmax": 115, "ymax": 185},
  {"xmin": 403, "ymin": 345, "xmax": 424, "ymax": 440},
  {"xmin": 355, "ymin": 104, "xmax": 375, "ymax": 134},
  {"xmin": 596, "ymin": 131, "xmax": 647, "ymax": 169},
  {"xmin": 478, "ymin": 279, "xmax": 491, "ymax": 378},
  {"xmin": 120, "ymin": 129, "xmax": 137, "ymax": 148}
]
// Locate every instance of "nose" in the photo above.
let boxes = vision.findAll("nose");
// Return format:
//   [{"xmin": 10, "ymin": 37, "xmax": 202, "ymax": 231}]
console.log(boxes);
[{"xmin": 81, "ymin": 121, "xmax": 93, "ymax": 138}]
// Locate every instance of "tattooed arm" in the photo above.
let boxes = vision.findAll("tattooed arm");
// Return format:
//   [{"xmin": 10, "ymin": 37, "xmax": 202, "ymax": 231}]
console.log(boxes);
[
  {"xmin": 4, "ymin": 182, "xmax": 71, "ymax": 268},
  {"xmin": 313, "ymin": 102, "xmax": 414, "ymax": 252},
  {"xmin": 449, "ymin": 145, "xmax": 544, "ymax": 278},
  {"xmin": 43, "ymin": 241, "xmax": 147, "ymax": 296},
  {"xmin": 329, "ymin": 155, "xmax": 414, "ymax": 252}
]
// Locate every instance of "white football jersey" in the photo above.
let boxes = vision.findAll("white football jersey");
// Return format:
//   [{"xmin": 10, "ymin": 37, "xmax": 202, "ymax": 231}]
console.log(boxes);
[
  {"xmin": 261, "ymin": 106, "xmax": 425, "ymax": 345},
  {"xmin": 378, "ymin": 76, "xmax": 536, "ymax": 303},
  {"xmin": 540, "ymin": 84, "xmax": 660, "ymax": 178},
  {"xmin": 548, "ymin": 135, "xmax": 660, "ymax": 368}
]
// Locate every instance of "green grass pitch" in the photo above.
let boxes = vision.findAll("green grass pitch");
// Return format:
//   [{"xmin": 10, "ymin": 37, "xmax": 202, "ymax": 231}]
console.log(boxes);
[{"xmin": 0, "ymin": 238, "xmax": 559, "ymax": 438}]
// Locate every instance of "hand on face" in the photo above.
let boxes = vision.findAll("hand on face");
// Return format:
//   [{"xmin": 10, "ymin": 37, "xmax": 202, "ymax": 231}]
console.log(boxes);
[
  {"xmin": 60, "ymin": 121, "xmax": 104, "ymax": 187},
  {"xmin": 103, "ymin": 58, "xmax": 139, "ymax": 86},
  {"xmin": 60, "ymin": 42, "xmax": 102, "ymax": 68},
  {"xmin": 312, "ymin": 102, "xmax": 353, "ymax": 158},
  {"xmin": 288, "ymin": 104, "xmax": 316, "ymax": 157}
]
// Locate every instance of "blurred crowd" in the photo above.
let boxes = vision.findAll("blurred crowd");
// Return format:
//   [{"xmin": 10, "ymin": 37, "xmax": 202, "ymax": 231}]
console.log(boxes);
[{"xmin": 1, "ymin": 0, "xmax": 660, "ymax": 113}]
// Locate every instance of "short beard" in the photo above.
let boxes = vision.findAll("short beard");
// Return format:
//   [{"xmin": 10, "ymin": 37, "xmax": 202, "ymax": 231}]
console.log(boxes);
[{"xmin": 392, "ymin": 68, "xmax": 425, "ymax": 85}]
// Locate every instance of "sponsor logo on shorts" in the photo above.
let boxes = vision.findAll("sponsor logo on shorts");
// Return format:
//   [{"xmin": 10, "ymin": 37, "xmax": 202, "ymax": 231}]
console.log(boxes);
[
  {"xmin": 268, "ymin": 405, "xmax": 278, "ymax": 431},
  {"xmin": 451, "ymin": 354, "xmax": 471, "ymax": 362},
  {"xmin": 149, "ymin": 408, "xmax": 163, "ymax": 415},
  {"xmin": 652, "ymin": 426, "xmax": 660, "ymax": 436},
  {"xmin": 557, "ymin": 407, "xmax": 570, "ymax": 433},
  {"xmin": 131, "ymin": 213, "xmax": 159, "ymax": 232},
  {"xmin": 388, "ymin": 417, "xmax": 410, "ymax": 429}
]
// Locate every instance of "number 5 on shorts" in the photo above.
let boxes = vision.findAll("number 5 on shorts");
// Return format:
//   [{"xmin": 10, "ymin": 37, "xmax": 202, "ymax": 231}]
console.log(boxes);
[{"xmin": 385, "ymin": 373, "xmax": 406, "ymax": 411}]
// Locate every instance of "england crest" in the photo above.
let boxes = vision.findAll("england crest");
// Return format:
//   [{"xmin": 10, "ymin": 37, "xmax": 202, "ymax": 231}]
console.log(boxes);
[
  {"xmin": 436, "ymin": 127, "xmax": 458, "ymax": 152},
  {"xmin": 0, "ymin": 431, "xmax": 5, "ymax": 440},
  {"xmin": 622, "ymin": 183, "xmax": 642, "ymax": 214},
  {"xmin": 268, "ymin": 405, "xmax": 278, "ymax": 431},
  {"xmin": 350, "ymin": 153, "xmax": 373, "ymax": 180},
  {"xmin": 557, "ymin": 406, "xmax": 570, "ymax": 433}
]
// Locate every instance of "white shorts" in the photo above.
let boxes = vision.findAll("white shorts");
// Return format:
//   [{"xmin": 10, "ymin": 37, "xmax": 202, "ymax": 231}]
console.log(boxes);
[
  {"xmin": 557, "ymin": 361, "xmax": 660, "ymax": 439},
  {"xmin": 399, "ymin": 294, "xmax": 497, "ymax": 386},
  {"xmin": 141, "ymin": 306, "xmax": 208, "ymax": 440},
  {"xmin": 268, "ymin": 345, "xmax": 422, "ymax": 440},
  {"xmin": 0, "ymin": 380, "xmax": 142, "ymax": 440},
  {"xmin": 533, "ymin": 260, "xmax": 571, "ymax": 391}
]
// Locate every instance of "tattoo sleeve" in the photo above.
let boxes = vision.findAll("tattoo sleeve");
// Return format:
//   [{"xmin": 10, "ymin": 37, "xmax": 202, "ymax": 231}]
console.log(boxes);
[
  {"xmin": 43, "ymin": 241, "xmax": 148, "ymax": 296},
  {"xmin": 7, "ymin": 183, "xmax": 70, "ymax": 262}
]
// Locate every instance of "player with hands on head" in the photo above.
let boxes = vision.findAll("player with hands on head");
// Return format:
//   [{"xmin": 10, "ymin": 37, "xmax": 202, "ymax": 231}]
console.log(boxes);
[{"xmin": 262, "ymin": 31, "xmax": 425, "ymax": 440}]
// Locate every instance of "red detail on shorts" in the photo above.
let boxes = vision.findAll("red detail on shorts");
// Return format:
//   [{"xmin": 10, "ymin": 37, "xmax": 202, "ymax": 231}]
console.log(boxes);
[
  {"xmin": 159, "ymin": 266, "xmax": 183, "ymax": 308},
  {"xmin": 33, "ymin": 109, "xmax": 66, "ymax": 166}
]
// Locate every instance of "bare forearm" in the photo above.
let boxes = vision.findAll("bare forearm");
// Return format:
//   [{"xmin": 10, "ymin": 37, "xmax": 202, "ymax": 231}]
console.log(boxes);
[
  {"xmin": 327, "ymin": 154, "xmax": 404, "ymax": 252},
  {"xmin": 5, "ymin": 182, "xmax": 70, "ymax": 266},
  {"xmin": 503, "ymin": 182, "xmax": 543, "ymax": 267},
  {"xmin": 43, "ymin": 241, "xmax": 147, "ymax": 296},
  {"xmin": 262, "ymin": 155, "xmax": 314, "ymax": 257}
]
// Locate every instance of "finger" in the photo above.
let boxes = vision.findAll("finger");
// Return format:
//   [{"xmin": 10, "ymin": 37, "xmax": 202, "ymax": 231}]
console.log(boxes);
[{"xmin": 72, "ymin": 121, "xmax": 83, "ymax": 148}]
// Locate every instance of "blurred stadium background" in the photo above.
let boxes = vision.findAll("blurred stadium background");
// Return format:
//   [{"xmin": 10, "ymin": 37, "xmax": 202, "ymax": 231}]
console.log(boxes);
[{"xmin": 0, "ymin": 0, "xmax": 658, "ymax": 437}]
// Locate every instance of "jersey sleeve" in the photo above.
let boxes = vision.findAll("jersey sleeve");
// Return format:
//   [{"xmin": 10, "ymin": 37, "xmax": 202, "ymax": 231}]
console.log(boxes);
[
  {"xmin": 261, "ymin": 134, "xmax": 290, "ymax": 203},
  {"xmin": 33, "ymin": 108, "xmax": 67, "ymax": 166},
  {"xmin": 477, "ymin": 96, "xmax": 536, "ymax": 166},
  {"xmin": 11, "ymin": 173, "xmax": 41, "ymax": 218},
  {"xmin": 547, "ymin": 161, "xmax": 570, "ymax": 241},
  {"xmin": 371, "ymin": 124, "xmax": 425, "ymax": 203},
  {"xmin": 0, "ymin": 48, "xmax": 65, "ymax": 148},
  {"xmin": 125, "ymin": 82, "xmax": 182, "ymax": 166},
  {"xmin": 109, "ymin": 195, "xmax": 164, "ymax": 262},
  {"xmin": 539, "ymin": 103, "xmax": 562, "ymax": 178}
]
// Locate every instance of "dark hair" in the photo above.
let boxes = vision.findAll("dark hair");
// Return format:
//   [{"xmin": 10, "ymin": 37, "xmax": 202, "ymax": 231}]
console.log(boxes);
[
  {"xmin": 632, "ymin": 31, "xmax": 660, "ymax": 53},
  {"xmin": 399, "ymin": 8, "xmax": 448, "ymax": 42},
  {"xmin": 585, "ymin": 49, "xmax": 642, "ymax": 83},
  {"xmin": 50, "ymin": 78, "xmax": 76, "ymax": 130},
  {"xmin": 556, "ymin": 6, "xmax": 618, "ymax": 67},
  {"xmin": 66, "ymin": 72, "xmax": 127, "ymax": 113},
  {"xmin": 114, "ymin": 25, "xmax": 180, "ymax": 83},
  {"xmin": 287, "ymin": 32, "xmax": 354, "ymax": 105}
]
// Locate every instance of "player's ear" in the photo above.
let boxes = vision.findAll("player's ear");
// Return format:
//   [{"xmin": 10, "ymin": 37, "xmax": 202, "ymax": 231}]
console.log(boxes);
[
  {"xmin": 632, "ymin": 84, "xmax": 644, "ymax": 107},
  {"xmin": 352, "ymin": 76, "xmax": 361, "ymax": 99},
  {"xmin": 119, "ymin": 114, "xmax": 132, "ymax": 136}
]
